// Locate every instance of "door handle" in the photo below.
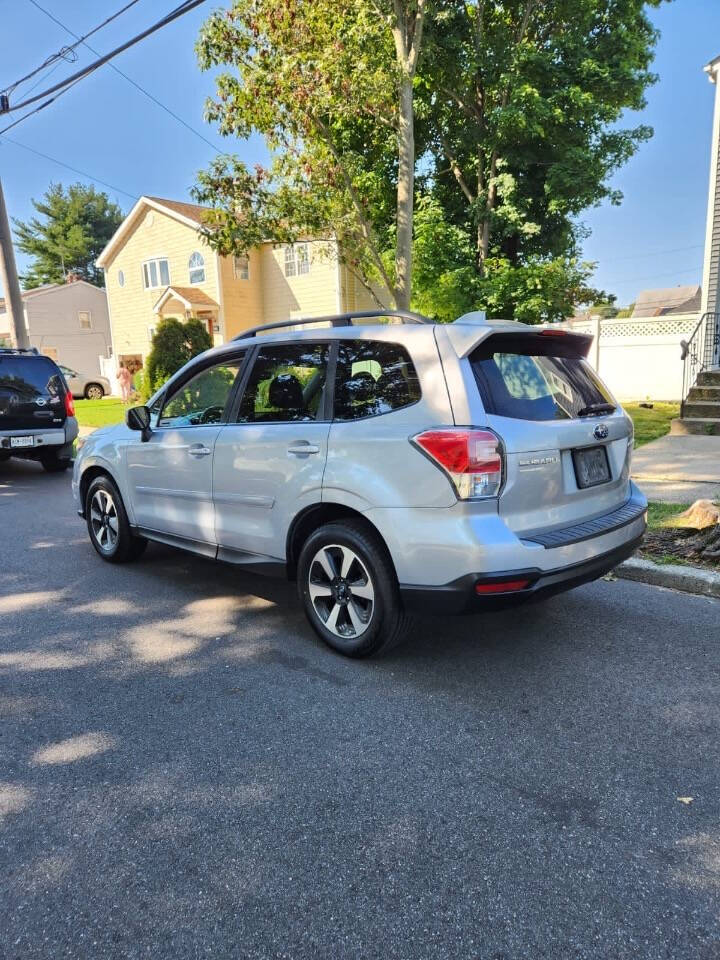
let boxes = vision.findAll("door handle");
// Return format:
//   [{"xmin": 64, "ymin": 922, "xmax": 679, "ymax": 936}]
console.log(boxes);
[
  {"xmin": 188, "ymin": 444, "xmax": 212, "ymax": 457},
  {"xmin": 287, "ymin": 442, "xmax": 320, "ymax": 456}
]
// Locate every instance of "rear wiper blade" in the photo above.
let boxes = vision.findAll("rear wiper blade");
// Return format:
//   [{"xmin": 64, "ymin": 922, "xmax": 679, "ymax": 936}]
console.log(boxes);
[{"xmin": 578, "ymin": 402, "xmax": 616, "ymax": 417}]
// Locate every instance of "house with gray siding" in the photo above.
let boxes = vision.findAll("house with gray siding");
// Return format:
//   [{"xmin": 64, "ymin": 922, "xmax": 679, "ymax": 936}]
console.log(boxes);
[{"xmin": 0, "ymin": 279, "xmax": 111, "ymax": 376}]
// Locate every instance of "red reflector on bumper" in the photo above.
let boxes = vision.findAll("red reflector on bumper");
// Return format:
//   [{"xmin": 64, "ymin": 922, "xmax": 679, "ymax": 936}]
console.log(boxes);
[{"xmin": 475, "ymin": 579, "xmax": 530, "ymax": 594}]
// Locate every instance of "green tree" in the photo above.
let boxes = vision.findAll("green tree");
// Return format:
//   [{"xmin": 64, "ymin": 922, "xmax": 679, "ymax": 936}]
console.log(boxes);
[
  {"xmin": 13, "ymin": 182, "xmax": 124, "ymax": 289},
  {"xmin": 418, "ymin": 0, "xmax": 665, "ymax": 320},
  {"xmin": 194, "ymin": 0, "xmax": 666, "ymax": 322},
  {"xmin": 194, "ymin": 0, "xmax": 427, "ymax": 310},
  {"xmin": 145, "ymin": 318, "xmax": 212, "ymax": 390}
]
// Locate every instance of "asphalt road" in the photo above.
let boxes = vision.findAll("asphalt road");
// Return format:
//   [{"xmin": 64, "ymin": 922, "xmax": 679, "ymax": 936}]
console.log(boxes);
[{"xmin": 1, "ymin": 458, "xmax": 719, "ymax": 960}]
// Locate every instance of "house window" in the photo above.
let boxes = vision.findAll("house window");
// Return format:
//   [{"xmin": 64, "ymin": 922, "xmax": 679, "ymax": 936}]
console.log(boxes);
[
  {"xmin": 142, "ymin": 258, "xmax": 170, "ymax": 290},
  {"xmin": 118, "ymin": 270, "xmax": 125, "ymax": 287},
  {"xmin": 233, "ymin": 254, "xmax": 249, "ymax": 280},
  {"xmin": 78, "ymin": 311, "xmax": 92, "ymax": 329},
  {"xmin": 189, "ymin": 251, "xmax": 205, "ymax": 284},
  {"xmin": 284, "ymin": 243, "xmax": 310, "ymax": 278},
  {"xmin": 296, "ymin": 242, "xmax": 310, "ymax": 275},
  {"xmin": 284, "ymin": 245, "xmax": 296, "ymax": 278}
]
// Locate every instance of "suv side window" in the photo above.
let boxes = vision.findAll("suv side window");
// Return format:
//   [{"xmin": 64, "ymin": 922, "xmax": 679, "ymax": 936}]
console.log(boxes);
[
  {"xmin": 237, "ymin": 343, "xmax": 329, "ymax": 423},
  {"xmin": 158, "ymin": 359, "xmax": 243, "ymax": 428},
  {"xmin": 334, "ymin": 340, "xmax": 420, "ymax": 421}
]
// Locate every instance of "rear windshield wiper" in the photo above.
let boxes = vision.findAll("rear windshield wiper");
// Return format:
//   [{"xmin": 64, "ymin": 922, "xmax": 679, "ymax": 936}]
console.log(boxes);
[{"xmin": 578, "ymin": 402, "xmax": 616, "ymax": 417}]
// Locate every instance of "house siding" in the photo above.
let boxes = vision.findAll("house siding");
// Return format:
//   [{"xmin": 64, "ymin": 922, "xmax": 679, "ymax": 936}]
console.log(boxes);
[
  {"xmin": 219, "ymin": 250, "xmax": 265, "ymax": 339},
  {"xmin": 260, "ymin": 241, "xmax": 340, "ymax": 323},
  {"xmin": 104, "ymin": 209, "xmax": 220, "ymax": 361},
  {"xmin": 0, "ymin": 282, "xmax": 111, "ymax": 375}
]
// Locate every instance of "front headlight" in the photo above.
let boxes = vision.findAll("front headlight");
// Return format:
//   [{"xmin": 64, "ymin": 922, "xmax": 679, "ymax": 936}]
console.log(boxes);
[{"xmin": 75, "ymin": 436, "xmax": 86, "ymax": 453}]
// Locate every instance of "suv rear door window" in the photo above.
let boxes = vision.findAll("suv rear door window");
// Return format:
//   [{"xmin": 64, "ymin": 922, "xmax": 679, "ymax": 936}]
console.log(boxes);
[
  {"xmin": 334, "ymin": 340, "xmax": 420, "ymax": 421},
  {"xmin": 470, "ymin": 335, "xmax": 613, "ymax": 421},
  {"xmin": 237, "ymin": 343, "xmax": 329, "ymax": 423}
]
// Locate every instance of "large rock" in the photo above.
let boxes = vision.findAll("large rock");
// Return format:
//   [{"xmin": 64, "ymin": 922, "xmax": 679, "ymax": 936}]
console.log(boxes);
[{"xmin": 673, "ymin": 500, "xmax": 720, "ymax": 530}]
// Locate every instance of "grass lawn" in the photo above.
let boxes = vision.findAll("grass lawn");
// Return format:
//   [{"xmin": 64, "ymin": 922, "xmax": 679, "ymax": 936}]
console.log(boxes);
[
  {"xmin": 74, "ymin": 397, "xmax": 126, "ymax": 429},
  {"xmin": 646, "ymin": 501, "xmax": 691, "ymax": 530},
  {"xmin": 624, "ymin": 402, "xmax": 680, "ymax": 448}
]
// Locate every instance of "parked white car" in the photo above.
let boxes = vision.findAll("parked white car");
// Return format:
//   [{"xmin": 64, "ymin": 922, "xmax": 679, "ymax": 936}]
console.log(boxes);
[
  {"xmin": 72, "ymin": 310, "xmax": 647, "ymax": 658},
  {"xmin": 59, "ymin": 365, "xmax": 111, "ymax": 400}
]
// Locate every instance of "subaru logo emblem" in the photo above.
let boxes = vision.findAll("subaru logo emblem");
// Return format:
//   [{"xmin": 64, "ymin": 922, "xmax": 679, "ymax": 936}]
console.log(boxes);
[
  {"xmin": 593, "ymin": 423, "xmax": 609, "ymax": 440},
  {"xmin": 35, "ymin": 397, "xmax": 47, "ymax": 407}
]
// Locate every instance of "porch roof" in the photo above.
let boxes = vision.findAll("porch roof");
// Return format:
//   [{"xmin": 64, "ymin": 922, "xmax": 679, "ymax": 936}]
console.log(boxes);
[{"xmin": 153, "ymin": 285, "xmax": 219, "ymax": 315}]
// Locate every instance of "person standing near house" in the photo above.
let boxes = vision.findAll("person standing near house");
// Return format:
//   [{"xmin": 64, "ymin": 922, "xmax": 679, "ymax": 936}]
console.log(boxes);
[{"xmin": 117, "ymin": 363, "xmax": 133, "ymax": 404}]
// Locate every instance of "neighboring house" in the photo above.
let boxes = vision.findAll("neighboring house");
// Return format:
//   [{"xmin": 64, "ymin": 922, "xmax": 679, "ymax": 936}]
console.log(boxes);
[
  {"xmin": 0, "ymin": 278, "xmax": 111, "ymax": 376},
  {"xmin": 96, "ymin": 195, "xmax": 380, "ymax": 371},
  {"xmin": 631, "ymin": 285, "xmax": 701, "ymax": 317}
]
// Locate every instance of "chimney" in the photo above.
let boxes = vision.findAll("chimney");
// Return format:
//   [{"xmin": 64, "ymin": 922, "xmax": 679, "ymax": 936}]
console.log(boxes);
[{"xmin": 65, "ymin": 272, "xmax": 82, "ymax": 284}]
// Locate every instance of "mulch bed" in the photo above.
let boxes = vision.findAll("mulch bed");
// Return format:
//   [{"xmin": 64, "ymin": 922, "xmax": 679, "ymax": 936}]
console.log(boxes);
[{"xmin": 641, "ymin": 526, "xmax": 720, "ymax": 570}]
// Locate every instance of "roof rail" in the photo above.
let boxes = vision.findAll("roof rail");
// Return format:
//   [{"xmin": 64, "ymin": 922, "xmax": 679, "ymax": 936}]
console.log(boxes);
[
  {"xmin": 0, "ymin": 346, "xmax": 39, "ymax": 356},
  {"xmin": 232, "ymin": 309, "xmax": 431, "ymax": 341}
]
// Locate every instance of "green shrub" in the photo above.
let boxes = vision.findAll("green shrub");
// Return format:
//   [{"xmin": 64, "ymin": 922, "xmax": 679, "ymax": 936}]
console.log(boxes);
[{"xmin": 145, "ymin": 317, "xmax": 212, "ymax": 390}]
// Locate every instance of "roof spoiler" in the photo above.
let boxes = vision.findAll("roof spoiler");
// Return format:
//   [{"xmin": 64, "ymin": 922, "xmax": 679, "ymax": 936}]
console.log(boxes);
[{"xmin": 443, "ymin": 318, "xmax": 593, "ymax": 359}]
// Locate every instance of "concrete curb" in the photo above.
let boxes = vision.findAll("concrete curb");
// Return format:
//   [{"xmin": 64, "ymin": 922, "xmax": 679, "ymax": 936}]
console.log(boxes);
[{"xmin": 616, "ymin": 555, "xmax": 720, "ymax": 599}]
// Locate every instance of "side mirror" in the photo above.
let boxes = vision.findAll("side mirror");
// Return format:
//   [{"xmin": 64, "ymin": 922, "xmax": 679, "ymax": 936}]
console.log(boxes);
[{"xmin": 126, "ymin": 405, "xmax": 152, "ymax": 442}]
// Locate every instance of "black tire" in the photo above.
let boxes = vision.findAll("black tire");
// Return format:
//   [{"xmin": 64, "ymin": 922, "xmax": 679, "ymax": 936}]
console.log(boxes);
[
  {"xmin": 297, "ymin": 519, "xmax": 410, "ymax": 658},
  {"xmin": 41, "ymin": 451, "xmax": 72, "ymax": 472},
  {"xmin": 85, "ymin": 474, "xmax": 147, "ymax": 563},
  {"xmin": 84, "ymin": 383, "xmax": 104, "ymax": 400}
]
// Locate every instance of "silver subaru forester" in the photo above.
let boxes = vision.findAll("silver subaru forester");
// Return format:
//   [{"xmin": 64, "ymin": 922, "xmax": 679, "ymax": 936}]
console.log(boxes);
[{"xmin": 73, "ymin": 310, "xmax": 647, "ymax": 657}]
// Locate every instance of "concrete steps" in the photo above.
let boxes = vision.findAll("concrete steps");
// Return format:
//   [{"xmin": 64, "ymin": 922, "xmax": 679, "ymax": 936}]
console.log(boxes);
[
  {"xmin": 681, "ymin": 399, "xmax": 720, "ymax": 419},
  {"xmin": 674, "ymin": 368, "xmax": 720, "ymax": 435}
]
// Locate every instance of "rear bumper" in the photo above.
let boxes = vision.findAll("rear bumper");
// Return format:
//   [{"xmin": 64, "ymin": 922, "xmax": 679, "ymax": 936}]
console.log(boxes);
[
  {"xmin": 400, "ymin": 530, "xmax": 644, "ymax": 614},
  {"xmin": 0, "ymin": 418, "xmax": 77, "ymax": 458}
]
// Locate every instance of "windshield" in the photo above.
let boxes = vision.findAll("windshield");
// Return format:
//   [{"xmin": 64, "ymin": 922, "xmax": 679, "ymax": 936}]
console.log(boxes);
[{"xmin": 470, "ymin": 335, "xmax": 614, "ymax": 422}]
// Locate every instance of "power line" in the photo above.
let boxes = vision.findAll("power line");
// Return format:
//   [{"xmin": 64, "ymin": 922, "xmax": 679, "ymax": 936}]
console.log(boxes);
[
  {"xmin": 1, "ymin": 0, "xmax": 207, "ymax": 115},
  {"xmin": 593, "ymin": 243, "xmax": 704, "ymax": 265},
  {"xmin": 0, "ymin": 135, "xmax": 138, "ymax": 201},
  {"xmin": 0, "ymin": 76, "xmax": 86, "ymax": 137},
  {"xmin": 601, "ymin": 266, "xmax": 701, "ymax": 288},
  {"xmin": 26, "ymin": 0, "xmax": 221, "ymax": 154},
  {"xmin": 4, "ymin": 0, "xmax": 142, "ymax": 98}
]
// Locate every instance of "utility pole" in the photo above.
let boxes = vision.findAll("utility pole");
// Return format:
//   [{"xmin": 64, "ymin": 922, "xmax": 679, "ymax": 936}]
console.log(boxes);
[{"xmin": 0, "ymin": 177, "xmax": 29, "ymax": 349}]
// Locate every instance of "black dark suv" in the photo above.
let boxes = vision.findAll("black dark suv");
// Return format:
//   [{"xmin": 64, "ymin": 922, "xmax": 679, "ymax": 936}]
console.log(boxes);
[{"xmin": 0, "ymin": 348, "xmax": 78, "ymax": 472}]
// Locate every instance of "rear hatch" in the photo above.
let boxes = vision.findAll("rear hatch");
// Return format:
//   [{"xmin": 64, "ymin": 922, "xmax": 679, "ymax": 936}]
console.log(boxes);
[
  {"xmin": 468, "ymin": 330, "xmax": 633, "ymax": 536},
  {"xmin": 0, "ymin": 353, "xmax": 67, "ymax": 433}
]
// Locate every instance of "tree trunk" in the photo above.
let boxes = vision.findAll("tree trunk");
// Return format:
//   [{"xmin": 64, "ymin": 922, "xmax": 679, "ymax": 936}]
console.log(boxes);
[{"xmin": 395, "ymin": 71, "xmax": 414, "ymax": 310}]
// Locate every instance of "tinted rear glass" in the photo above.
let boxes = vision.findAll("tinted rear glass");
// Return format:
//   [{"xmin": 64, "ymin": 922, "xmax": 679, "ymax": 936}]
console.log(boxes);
[
  {"xmin": 334, "ymin": 340, "xmax": 421, "ymax": 421},
  {"xmin": 0, "ymin": 355, "xmax": 64, "ymax": 400},
  {"xmin": 470, "ymin": 335, "xmax": 613, "ymax": 421}
]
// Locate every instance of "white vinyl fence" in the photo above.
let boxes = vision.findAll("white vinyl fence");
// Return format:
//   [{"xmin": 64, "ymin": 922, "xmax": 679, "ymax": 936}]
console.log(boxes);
[{"xmin": 562, "ymin": 313, "xmax": 700, "ymax": 402}]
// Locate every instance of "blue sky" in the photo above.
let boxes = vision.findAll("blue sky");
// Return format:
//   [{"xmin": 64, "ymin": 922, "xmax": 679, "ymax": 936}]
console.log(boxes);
[{"xmin": 1, "ymin": 0, "xmax": 719, "ymax": 307}]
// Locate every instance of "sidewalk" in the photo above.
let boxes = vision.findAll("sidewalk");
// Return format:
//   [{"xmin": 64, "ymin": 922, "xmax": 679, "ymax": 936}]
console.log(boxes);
[{"xmin": 632, "ymin": 434, "xmax": 720, "ymax": 503}]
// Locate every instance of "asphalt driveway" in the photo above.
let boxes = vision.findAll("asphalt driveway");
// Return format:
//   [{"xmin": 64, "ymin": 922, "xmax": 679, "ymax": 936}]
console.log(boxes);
[{"xmin": 1, "ymin": 459, "xmax": 719, "ymax": 959}]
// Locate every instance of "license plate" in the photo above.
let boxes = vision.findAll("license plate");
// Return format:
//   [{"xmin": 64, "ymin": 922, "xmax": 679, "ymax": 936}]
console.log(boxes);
[
  {"xmin": 10, "ymin": 435, "xmax": 34, "ymax": 448},
  {"xmin": 572, "ymin": 445, "xmax": 610, "ymax": 488}
]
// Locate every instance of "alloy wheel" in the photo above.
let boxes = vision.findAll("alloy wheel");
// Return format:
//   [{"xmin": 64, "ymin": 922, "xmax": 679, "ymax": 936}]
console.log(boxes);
[
  {"xmin": 90, "ymin": 489, "xmax": 119, "ymax": 553},
  {"xmin": 308, "ymin": 543, "xmax": 375, "ymax": 638}
]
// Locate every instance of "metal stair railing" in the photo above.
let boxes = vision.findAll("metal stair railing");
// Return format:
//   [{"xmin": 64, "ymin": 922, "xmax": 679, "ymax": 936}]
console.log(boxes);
[{"xmin": 680, "ymin": 311, "xmax": 720, "ymax": 417}]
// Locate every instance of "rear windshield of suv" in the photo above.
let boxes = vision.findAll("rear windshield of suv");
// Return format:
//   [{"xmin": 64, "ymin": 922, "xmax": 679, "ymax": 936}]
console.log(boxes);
[
  {"xmin": 470, "ymin": 334, "xmax": 613, "ymax": 422},
  {"xmin": 0, "ymin": 355, "xmax": 64, "ymax": 401}
]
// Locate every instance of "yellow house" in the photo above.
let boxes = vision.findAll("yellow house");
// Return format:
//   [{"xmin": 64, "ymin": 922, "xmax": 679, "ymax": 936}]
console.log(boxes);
[{"xmin": 96, "ymin": 195, "xmax": 380, "ymax": 372}]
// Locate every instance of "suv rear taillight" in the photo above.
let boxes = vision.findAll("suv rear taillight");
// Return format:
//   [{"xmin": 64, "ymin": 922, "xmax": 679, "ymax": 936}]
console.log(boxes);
[
  {"xmin": 413, "ymin": 429, "xmax": 503, "ymax": 499},
  {"xmin": 64, "ymin": 390, "xmax": 75, "ymax": 417}
]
